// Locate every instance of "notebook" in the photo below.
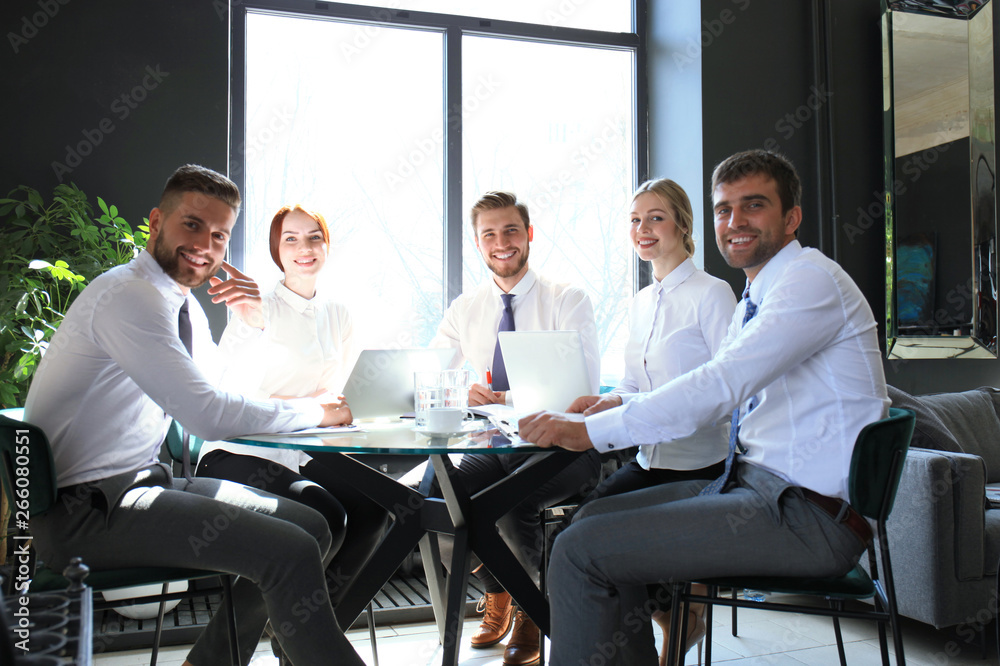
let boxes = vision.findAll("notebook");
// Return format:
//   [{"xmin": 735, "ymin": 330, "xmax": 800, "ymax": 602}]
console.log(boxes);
[
  {"xmin": 498, "ymin": 330, "xmax": 594, "ymax": 416},
  {"xmin": 342, "ymin": 348, "xmax": 456, "ymax": 420}
]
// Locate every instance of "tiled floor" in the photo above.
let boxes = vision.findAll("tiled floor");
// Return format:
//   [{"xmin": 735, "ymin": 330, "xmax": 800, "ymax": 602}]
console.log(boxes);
[{"xmin": 93, "ymin": 596, "xmax": 998, "ymax": 665}]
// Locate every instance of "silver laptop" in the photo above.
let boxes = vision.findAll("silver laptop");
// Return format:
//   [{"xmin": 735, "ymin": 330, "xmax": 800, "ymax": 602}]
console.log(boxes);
[
  {"xmin": 343, "ymin": 348, "xmax": 456, "ymax": 419},
  {"xmin": 498, "ymin": 330, "xmax": 593, "ymax": 415}
]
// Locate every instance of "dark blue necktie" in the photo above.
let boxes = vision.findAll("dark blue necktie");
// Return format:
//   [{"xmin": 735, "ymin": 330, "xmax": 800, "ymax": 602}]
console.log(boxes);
[
  {"xmin": 490, "ymin": 293, "xmax": 515, "ymax": 391},
  {"xmin": 700, "ymin": 290, "xmax": 758, "ymax": 496},
  {"xmin": 178, "ymin": 300, "xmax": 193, "ymax": 357}
]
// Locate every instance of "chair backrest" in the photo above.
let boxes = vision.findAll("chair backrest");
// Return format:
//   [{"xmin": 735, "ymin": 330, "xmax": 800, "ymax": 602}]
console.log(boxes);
[
  {"xmin": 164, "ymin": 419, "xmax": 204, "ymax": 466},
  {"xmin": 848, "ymin": 407, "xmax": 915, "ymax": 520},
  {"xmin": 0, "ymin": 411, "xmax": 58, "ymax": 516}
]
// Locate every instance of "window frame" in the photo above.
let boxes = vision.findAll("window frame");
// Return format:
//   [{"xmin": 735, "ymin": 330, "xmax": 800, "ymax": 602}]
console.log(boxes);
[{"xmin": 229, "ymin": 0, "xmax": 650, "ymax": 305}]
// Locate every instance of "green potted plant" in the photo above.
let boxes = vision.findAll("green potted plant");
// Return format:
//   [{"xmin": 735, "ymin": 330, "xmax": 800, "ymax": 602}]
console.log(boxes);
[
  {"xmin": 0, "ymin": 183, "xmax": 148, "ymax": 409},
  {"xmin": 0, "ymin": 183, "xmax": 146, "ymax": 565}
]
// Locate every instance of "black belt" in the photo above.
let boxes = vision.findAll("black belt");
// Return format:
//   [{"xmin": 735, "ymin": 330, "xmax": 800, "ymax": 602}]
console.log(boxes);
[{"xmin": 800, "ymin": 487, "xmax": 873, "ymax": 545}]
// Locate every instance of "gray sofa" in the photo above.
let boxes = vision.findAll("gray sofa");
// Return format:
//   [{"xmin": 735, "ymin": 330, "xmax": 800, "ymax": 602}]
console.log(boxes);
[{"xmin": 875, "ymin": 386, "xmax": 1000, "ymax": 633}]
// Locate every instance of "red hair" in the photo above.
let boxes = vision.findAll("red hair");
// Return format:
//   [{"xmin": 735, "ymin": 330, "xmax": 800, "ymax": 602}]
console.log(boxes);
[{"xmin": 268, "ymin": 204, "xmax": 331, "ymax": 271}]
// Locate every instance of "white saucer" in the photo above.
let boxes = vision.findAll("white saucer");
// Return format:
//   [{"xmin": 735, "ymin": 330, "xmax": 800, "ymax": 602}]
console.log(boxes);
[{"xmin": 413, "ymin": 425, "xmax": 471, "ymax": 438}]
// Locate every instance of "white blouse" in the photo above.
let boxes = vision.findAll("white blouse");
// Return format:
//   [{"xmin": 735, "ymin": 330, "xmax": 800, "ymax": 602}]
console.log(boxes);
[
  {"xmin": 199, "ymin": 281, "xmax": 356, "ymax": 469},
  {"xmin": 614, "ymin": 259, "xmax": 736, "ymax": 470}
]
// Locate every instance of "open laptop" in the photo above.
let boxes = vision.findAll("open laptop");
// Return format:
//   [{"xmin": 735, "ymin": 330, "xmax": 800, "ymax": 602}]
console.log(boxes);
[
  {"xmin": 342, "ymin": 348, "xmax": 456, "ymax": 420},
  {"xmin": 479, "ymin": 331, "xmax": 591, "ymax": 437}
]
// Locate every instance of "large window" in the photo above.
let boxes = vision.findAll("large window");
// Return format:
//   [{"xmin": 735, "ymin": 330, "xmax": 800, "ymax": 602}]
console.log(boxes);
[{"xmin": 233, "ymin": 2, "xmax": 645, "ymax": 384}]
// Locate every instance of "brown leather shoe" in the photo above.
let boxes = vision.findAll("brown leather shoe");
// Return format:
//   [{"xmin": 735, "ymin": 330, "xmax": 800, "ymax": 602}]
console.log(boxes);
[
  {"xmin": 503, "ymin": 610, "xmax": 540, "ymax": 666},
  {"xmin": 470, "ymin": 591, "xmax": 515, "ymax": 648}
]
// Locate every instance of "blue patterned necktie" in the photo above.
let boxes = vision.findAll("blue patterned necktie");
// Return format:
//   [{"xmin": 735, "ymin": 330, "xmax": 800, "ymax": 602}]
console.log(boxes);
[
  {"xmin": 699, "ymin": 290, "xmax": 758, "ymax": 495},
  {"xmin": 490, "ymin": 293, "xmax": 515, "ymax": 391}
]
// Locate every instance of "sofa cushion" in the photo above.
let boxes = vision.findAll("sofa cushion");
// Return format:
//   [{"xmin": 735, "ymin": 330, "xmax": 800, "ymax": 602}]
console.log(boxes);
[
  {"xmin": 886, "ymin": 385, "xmax": 963, "ymax": 453},
  {"xmin": 892, "ymin": 386, "xmax": 1000, "ymax": 483}
]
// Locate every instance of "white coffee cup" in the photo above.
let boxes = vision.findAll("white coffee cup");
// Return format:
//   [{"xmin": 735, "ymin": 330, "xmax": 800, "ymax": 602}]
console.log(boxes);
[{"xmin": 425, "ymin": 407, "xmax": 464, "ymax": 433}]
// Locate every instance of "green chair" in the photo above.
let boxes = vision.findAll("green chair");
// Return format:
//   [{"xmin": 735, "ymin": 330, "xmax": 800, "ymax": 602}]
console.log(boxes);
[
  {"xmin": 666, "ymin": 407, "xmax": 916, "ymax": 666},
  {"xmin": 0, "ymin": 410, "xmax": 240, "ymax": 666}
]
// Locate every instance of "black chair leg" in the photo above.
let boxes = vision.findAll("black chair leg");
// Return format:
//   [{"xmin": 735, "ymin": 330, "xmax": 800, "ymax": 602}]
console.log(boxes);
[
  {"xmin": 149, "ymin": 582, "xmax": 170, "ymax": 666},
  {"xmin": 665, "ymin": 582, "xmax": 684, "ymax": 666},
  {"xmin": 829, "ymin": 600, "xmax": 847, "ymax": 666},
  {"xmin": 222, "ymin": 576, "xmax": 240, "ymax": 666},
  {"xmin": 366, "ymin": 602, "xmax": 379, "ymax": 666},
  {"xmin": 731, "ymin": 587, "xmax": 738, "ymax": 637},
  {"xmin": 705, "ymin": 585, "xmax": 716, "ymax": 666}
]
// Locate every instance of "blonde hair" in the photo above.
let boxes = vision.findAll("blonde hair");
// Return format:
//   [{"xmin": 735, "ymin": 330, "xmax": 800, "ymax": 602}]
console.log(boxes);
[{"xmin": 632, "ymin": 178, "xmax": 695, "ymax": 257}]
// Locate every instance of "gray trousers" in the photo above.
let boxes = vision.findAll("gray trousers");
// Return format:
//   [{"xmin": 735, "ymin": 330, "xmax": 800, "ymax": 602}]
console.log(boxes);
[
  {"xmin": 547, "ymin": 463, "xmax": 868, "ymax": 666},
  {"xmin": 32, "ymin": 463, "xmax": 364, "ymax": 666}
]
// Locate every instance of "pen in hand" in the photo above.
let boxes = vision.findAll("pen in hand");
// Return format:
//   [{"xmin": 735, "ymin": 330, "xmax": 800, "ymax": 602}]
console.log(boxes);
[{"xmin": 486, "ymin": 368, "xmax": 493, "ymax": 391}]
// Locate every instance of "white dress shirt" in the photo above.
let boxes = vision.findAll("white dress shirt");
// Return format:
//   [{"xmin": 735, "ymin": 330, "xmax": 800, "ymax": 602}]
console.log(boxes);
[
  {"xmin": 431, "ymin": 268, "xmax": 601, "ymax": 396},
  {"xmin": 24, "ymin": 251, "xmax": 323, "ymax": 488},
  {"xmin": 200, "ymin": 282, "xmax": 356, "ymax": 469},
  {"xmin": 613, "ymin": 259, "xmax": 736, "ymax": 470},
  {"xmin": 586, "ymin": 241, "xmax": 889, "ymax": 501}
]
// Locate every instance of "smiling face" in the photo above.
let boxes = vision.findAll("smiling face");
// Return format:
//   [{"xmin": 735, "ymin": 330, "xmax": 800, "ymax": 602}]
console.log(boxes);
[
  {"xmin": 713, "ymin": 173, "xmax": 801, "ymax": 281},
  {"xmin": 474, "ymin": 206, "xmax": 532, "ymax": 290},
  {"xmin": 147, "ymin": 191, "xmax": 235, "ymax": 291},
  {"xmin": 278, "ymin": 209, "xmax": 328, "ymax": 284},
  {"xmin": 629, "ymin": 191, "xmax": 688, "ymax": 281}
]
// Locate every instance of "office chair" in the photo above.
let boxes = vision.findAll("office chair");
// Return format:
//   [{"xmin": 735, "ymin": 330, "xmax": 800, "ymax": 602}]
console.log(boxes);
[
  {"xmin": 666, "ymin": 407, "xmax": 915, "ymax": 666},
  {"xmin": 0, "ymin": 410, "xmax": 240, "ymax": 666}
]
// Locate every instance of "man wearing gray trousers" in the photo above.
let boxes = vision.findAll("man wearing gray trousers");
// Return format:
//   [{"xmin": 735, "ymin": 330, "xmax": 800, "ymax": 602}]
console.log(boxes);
[
  {"xmin": 25, "ymin": 165, "xmax": 363, "ymax": 666},
  {"xmin": 518, "ymin": 150, "xmax": 889, "ymax": 665}
]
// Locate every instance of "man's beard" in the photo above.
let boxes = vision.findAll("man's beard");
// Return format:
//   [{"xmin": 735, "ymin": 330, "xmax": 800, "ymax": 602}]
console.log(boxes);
[
  {"xmin": 485, "ymin": 245, "xmax": 529, "ymax": 279},
  {"xmin": 151, "ymin": 236, "xmax": 219, "ymax": 288}
]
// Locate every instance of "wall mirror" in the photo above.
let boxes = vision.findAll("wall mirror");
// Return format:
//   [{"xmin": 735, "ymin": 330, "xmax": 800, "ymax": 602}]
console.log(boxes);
[{"xmin": 883, "ymin": 0, "xmax": 997, "ymax": 359}]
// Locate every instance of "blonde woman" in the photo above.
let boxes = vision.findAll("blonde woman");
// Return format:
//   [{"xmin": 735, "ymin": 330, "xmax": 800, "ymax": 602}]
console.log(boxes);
[{"xmin": 567, "ymin": 178, "xmax": 736, "ymax": 665}]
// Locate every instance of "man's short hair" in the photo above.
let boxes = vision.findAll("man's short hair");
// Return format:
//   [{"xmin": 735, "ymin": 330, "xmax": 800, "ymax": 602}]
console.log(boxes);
[
  {"xmin": 470, "ymin": 191, "xmax": 530, "ymax": 233},
  {"xmin": 711, "ymin": 150, "xmax": 802, "ymax": 214},
  {"xmin": 159, "ymin": 164, "xmax": 241, "ymax": 217}
]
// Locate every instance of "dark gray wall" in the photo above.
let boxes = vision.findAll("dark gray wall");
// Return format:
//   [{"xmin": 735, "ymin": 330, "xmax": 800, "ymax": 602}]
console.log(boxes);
[
  {"xmin": 1, "ymin": 0, "xmax": 230, "ymax": 331},
  {"xmin": 4, "ymin": 0, "xmax": 998, "ymax": 390},
  {"xmin": 649, "ymin": 0, "xmax": 1000, "ymax": 394}
]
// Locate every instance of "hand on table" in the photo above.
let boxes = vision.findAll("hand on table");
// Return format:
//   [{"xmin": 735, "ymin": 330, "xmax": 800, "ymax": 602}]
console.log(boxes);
[
  {"xmin": 469, "ymin": 383, "xmax": 506, "ymax": 406},
  {"xmin": 207, "ymin": 261, "xmax": 264, "ymax": 329},
  {"xmin": 319, "ymin": 397, "xmax": 353, "ymax": 427},
  {"xmin": 568, "ymin": 393, "xmax": 623, "ymax": 416},
  {"xmin": 517, "ymin": 411, "xmax": 594, "ymax": 451}
]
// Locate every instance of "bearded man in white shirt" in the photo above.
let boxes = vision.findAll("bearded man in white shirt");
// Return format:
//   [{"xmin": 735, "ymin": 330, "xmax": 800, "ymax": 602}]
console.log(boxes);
[
  {"xmin": 24, "ymin": 165, "xmax": 363, "ymax": 666},
  {"xmin": 518, "ymin": 151, "xmax": 889, "ymax": 666},
  {"xmin": 425, "ymin": 191, "xmax": 604, "ymax": 665}
]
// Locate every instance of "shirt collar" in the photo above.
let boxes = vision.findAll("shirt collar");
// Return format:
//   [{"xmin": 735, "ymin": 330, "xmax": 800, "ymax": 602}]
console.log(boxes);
[
  {"xmin": 653, "ymin": 257, "xmax": 695, "ymax": 295},
  {"xmin": 136, "ymin": 249, "xmax": 187, "ymax": 310},
  {"xmin": 744, "ymin": 239, "xmax": 802, "ymax": 305},
  {"xmin": 491, "ymin": 267, "xmax": 537, "ymax": 298},
  {"xmin": 275, "ymin": 280, "xmax": 317, "ymax": 313}
]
